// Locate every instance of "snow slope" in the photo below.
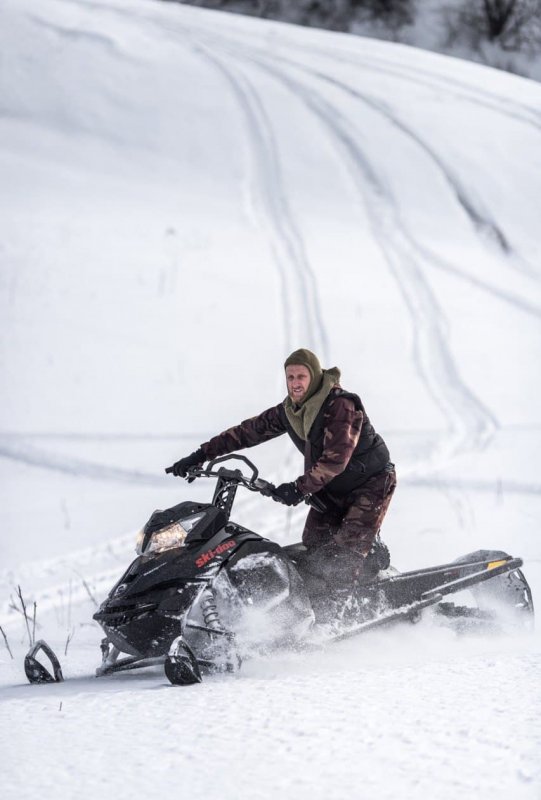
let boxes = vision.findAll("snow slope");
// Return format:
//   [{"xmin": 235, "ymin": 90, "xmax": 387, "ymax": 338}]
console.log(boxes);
[{"xmin": 1, "ymin": 1, "xmax": 540, "ymax": 798}]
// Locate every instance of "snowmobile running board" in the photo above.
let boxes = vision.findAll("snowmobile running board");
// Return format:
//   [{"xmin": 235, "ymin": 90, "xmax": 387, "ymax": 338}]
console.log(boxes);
[
  {"xmin": 321, "ymin": 557, "xmax": 525, "ymax": 646},
  {"xmin": 327, "ymin": 594, "xmax": 443, "ymax": 644}
]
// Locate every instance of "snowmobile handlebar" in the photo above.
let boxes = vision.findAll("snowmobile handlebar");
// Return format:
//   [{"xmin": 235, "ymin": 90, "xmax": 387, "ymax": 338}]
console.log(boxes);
[{"xmin": 185, "ymin": 454, "xmax": 328, "ymax": 512}]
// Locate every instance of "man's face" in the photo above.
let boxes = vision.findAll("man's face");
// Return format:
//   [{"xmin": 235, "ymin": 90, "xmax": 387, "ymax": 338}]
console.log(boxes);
[{"xmin": 286, "ymin": 364, "xmax": 311, "ymax": 404}]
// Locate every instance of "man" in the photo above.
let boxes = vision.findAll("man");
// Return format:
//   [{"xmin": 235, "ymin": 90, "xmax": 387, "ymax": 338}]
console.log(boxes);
[{"xmin": 167, "ymin": 348, "xmax": 396, "ymax": 582}]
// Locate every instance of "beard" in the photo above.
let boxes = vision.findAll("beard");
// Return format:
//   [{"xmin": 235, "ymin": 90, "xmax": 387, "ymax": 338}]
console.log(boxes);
[{"xmin": 288, "ymin": 388, "xmax": 307, "ymax": 404}]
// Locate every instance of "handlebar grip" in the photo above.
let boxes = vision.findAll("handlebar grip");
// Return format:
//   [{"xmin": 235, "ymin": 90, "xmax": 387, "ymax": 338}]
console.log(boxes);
[
  {"xmin": 165, "ymin": 466, "xmax": 174, "ymax": 475},
  {"xmin": 253, "ymin": 478, "xmax": 275, "ymax": 497}
]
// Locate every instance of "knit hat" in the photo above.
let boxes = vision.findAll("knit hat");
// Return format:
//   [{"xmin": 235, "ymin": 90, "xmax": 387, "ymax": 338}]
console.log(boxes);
[
  {"xmin": 284, "ymin": 348, "xmax": 324, "ymax": 405},
  {"xmin": 284, "ymin": 348, "xmax": 322, "ymax": 383}
]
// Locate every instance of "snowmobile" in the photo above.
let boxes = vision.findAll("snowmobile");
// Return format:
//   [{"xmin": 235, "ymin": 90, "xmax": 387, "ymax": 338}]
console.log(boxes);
[{"xmin": 25, "ymin": 455, "xmax": 534, "ymax": 687}]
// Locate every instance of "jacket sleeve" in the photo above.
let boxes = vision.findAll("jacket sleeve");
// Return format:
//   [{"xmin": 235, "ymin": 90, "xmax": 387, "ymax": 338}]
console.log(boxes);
[
  {"xmin": 296, "ymin": 396, "xmax": 363, "ymax": 496},
  {"xmin": 200, "ymin": 404, "xmax": 287, "ymax": 460}
]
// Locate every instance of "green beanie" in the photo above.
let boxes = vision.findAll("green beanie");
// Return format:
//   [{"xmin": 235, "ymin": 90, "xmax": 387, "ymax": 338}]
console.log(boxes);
[
  {"xmin": 284, "ymin": 348, "xmax": 322, "ymax": 380},
  {"xmin": 284, "ymin": 348, "xmax": 323, "ymax": 404}
]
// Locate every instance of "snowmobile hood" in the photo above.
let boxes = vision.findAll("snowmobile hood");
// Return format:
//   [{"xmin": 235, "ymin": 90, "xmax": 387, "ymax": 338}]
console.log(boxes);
[{"xmin": 95, "ymin": 525, "xmax": 262, "ymax": 612}]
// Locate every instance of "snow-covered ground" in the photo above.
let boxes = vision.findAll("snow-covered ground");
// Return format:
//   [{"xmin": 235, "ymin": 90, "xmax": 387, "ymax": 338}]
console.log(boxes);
[{"xmin": 1, "ymin": 1, "xmax": 540, "ymax": 798}]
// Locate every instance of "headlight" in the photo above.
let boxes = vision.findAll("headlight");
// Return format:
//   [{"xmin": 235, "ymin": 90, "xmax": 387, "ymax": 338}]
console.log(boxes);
[
  {"xmin": 146, "ymin": 522, "xmax": 188, "ymax": 554},
  {"xmin": 135, "ymin": 512, "xmax": 205, "ymax": 555}
]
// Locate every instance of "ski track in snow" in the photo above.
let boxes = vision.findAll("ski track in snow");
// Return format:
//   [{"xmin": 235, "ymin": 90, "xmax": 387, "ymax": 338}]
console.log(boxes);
[
  {"xmin": 43, "ymin": 0, "xmax": 328, "ymax": 362},
  {"xmin": 0, "ymin": 432, "xmax": 208, "ymax": 487},
  {"xmin": 267, "ymin": 55, "xmax": 541, "ymax": 286},
  {"xmin": 172, "ymin": 16, "xmax": 541, "ymax": 281},
  {"xmin": 0, "ymin": 439, "xmax": 166, "ymax": 486},
  {"xmin": 216, "ymin": 20, "xmax": 541, "ymax": 134},
  {"xmin": 347, "ymin": 49, "xmax": 541, "ymax": 132},
  {"xmin": 149, "ymin": 3, "xmax": 541, "ymax": 131},
  {"xmin": 28, "ymin": 13, "xmax": 133, "ymax": 60},
  {"xmin": 203, "ymin": 37, "xmax": 498, "ymax": 458},
  {"xmin": 259, "ymin": 56, "xmax": 541, "ymax": 312},
  {"xmin": 190, "ymin": 25, "xmax": 541, "ymax": 308},
  {"xmin": 286, "ymin": 46, "xmax": 541, "ymax": 281},
  {"xmin": 44, "ymin": 1, "xmax": 540, "ymax": 295},
  {"xmin": 42, "ymin": 0, "xmax": 541, "ymax": 129},
  {"xmin": 191, "ymin": 42, "xmax": 329, "ymax": 362}
]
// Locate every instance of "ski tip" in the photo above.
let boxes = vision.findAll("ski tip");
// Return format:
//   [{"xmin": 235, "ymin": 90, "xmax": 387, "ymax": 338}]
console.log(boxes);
[
  {"xmin": 24, "ymin": 640, "xmax": 64, "ymax": 684},
  {"xmin": 165, "ymin": 636, "xmax": 202, "ymax": 686}
]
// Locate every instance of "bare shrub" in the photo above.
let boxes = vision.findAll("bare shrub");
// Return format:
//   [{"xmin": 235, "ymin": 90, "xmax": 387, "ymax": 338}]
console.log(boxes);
[
  {"xmin": 446, "ymin": 0, "xmax": 541, "ymax": 54},
  {"xmin": 352, "ymin": 0, "xmax": 415, "ymax": 31},
  {"xmin": 0, "ymin": 625, "xmax": 14, "ymax": 659},
  {"xmin": 170, "ymin": 0, "xmax": 415, "ymax": 32}
]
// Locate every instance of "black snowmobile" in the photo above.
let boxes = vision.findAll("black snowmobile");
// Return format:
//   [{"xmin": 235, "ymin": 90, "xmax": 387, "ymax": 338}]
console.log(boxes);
[{"xmin": 25, "ymin": 455, "xmax": 534, "ymax": 687}]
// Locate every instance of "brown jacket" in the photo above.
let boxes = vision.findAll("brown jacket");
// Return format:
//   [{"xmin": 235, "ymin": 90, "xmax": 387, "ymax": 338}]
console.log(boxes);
[{"xmin": 200, "ymin": 389, "xmax": 388, "ymax": 496}]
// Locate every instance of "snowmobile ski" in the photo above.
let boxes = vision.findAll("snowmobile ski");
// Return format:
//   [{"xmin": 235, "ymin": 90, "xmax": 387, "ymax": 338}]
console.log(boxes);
[
  {"xmin": 164, "ymin": 636, "xmax": 202, "ymax": 685},
  {"xmin": 24, "ymin": 640, "xmax": 64, "ymax": 684}
]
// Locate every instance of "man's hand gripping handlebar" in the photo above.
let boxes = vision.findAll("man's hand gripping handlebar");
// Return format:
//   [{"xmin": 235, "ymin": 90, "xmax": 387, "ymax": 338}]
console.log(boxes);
[{"xmin": 166, "ymin": 453, "xmax": 328, "ymax": 513}]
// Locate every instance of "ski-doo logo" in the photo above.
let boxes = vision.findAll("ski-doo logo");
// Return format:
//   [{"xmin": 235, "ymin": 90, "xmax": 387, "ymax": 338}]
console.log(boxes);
[{"xmin": 196, "ymin": 540, "xmax": 236, "ymax": 568}]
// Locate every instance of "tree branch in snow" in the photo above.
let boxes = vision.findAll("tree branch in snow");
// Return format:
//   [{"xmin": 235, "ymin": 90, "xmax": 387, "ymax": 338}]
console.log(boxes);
[
  {"xmin": 32, "ymin": 602, "xmax": 37, "ymax": 646},
  {"xmin": 0, "ymin": 625, "xmax": 14, "ymax": 659},
  {"xmin": 75, "ymin": 572, "xmax": 99, "ymax": 608},
  {"xmin": 64, "ymin": 628, "xmax": 75, "ymax": 656},
  {"xmin": 16, "ymin": 585, "xmax": 34, "ymax": 647}
]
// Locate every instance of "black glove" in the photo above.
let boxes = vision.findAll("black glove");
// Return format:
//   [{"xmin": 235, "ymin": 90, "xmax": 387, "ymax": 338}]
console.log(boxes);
[
  {"xmin": 271, "ymin": 481, "xmax": 304, "ymax": 507},
  {"xmin": 165, "ymin": 448, "xmax": 205, "ymax": 478}
]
